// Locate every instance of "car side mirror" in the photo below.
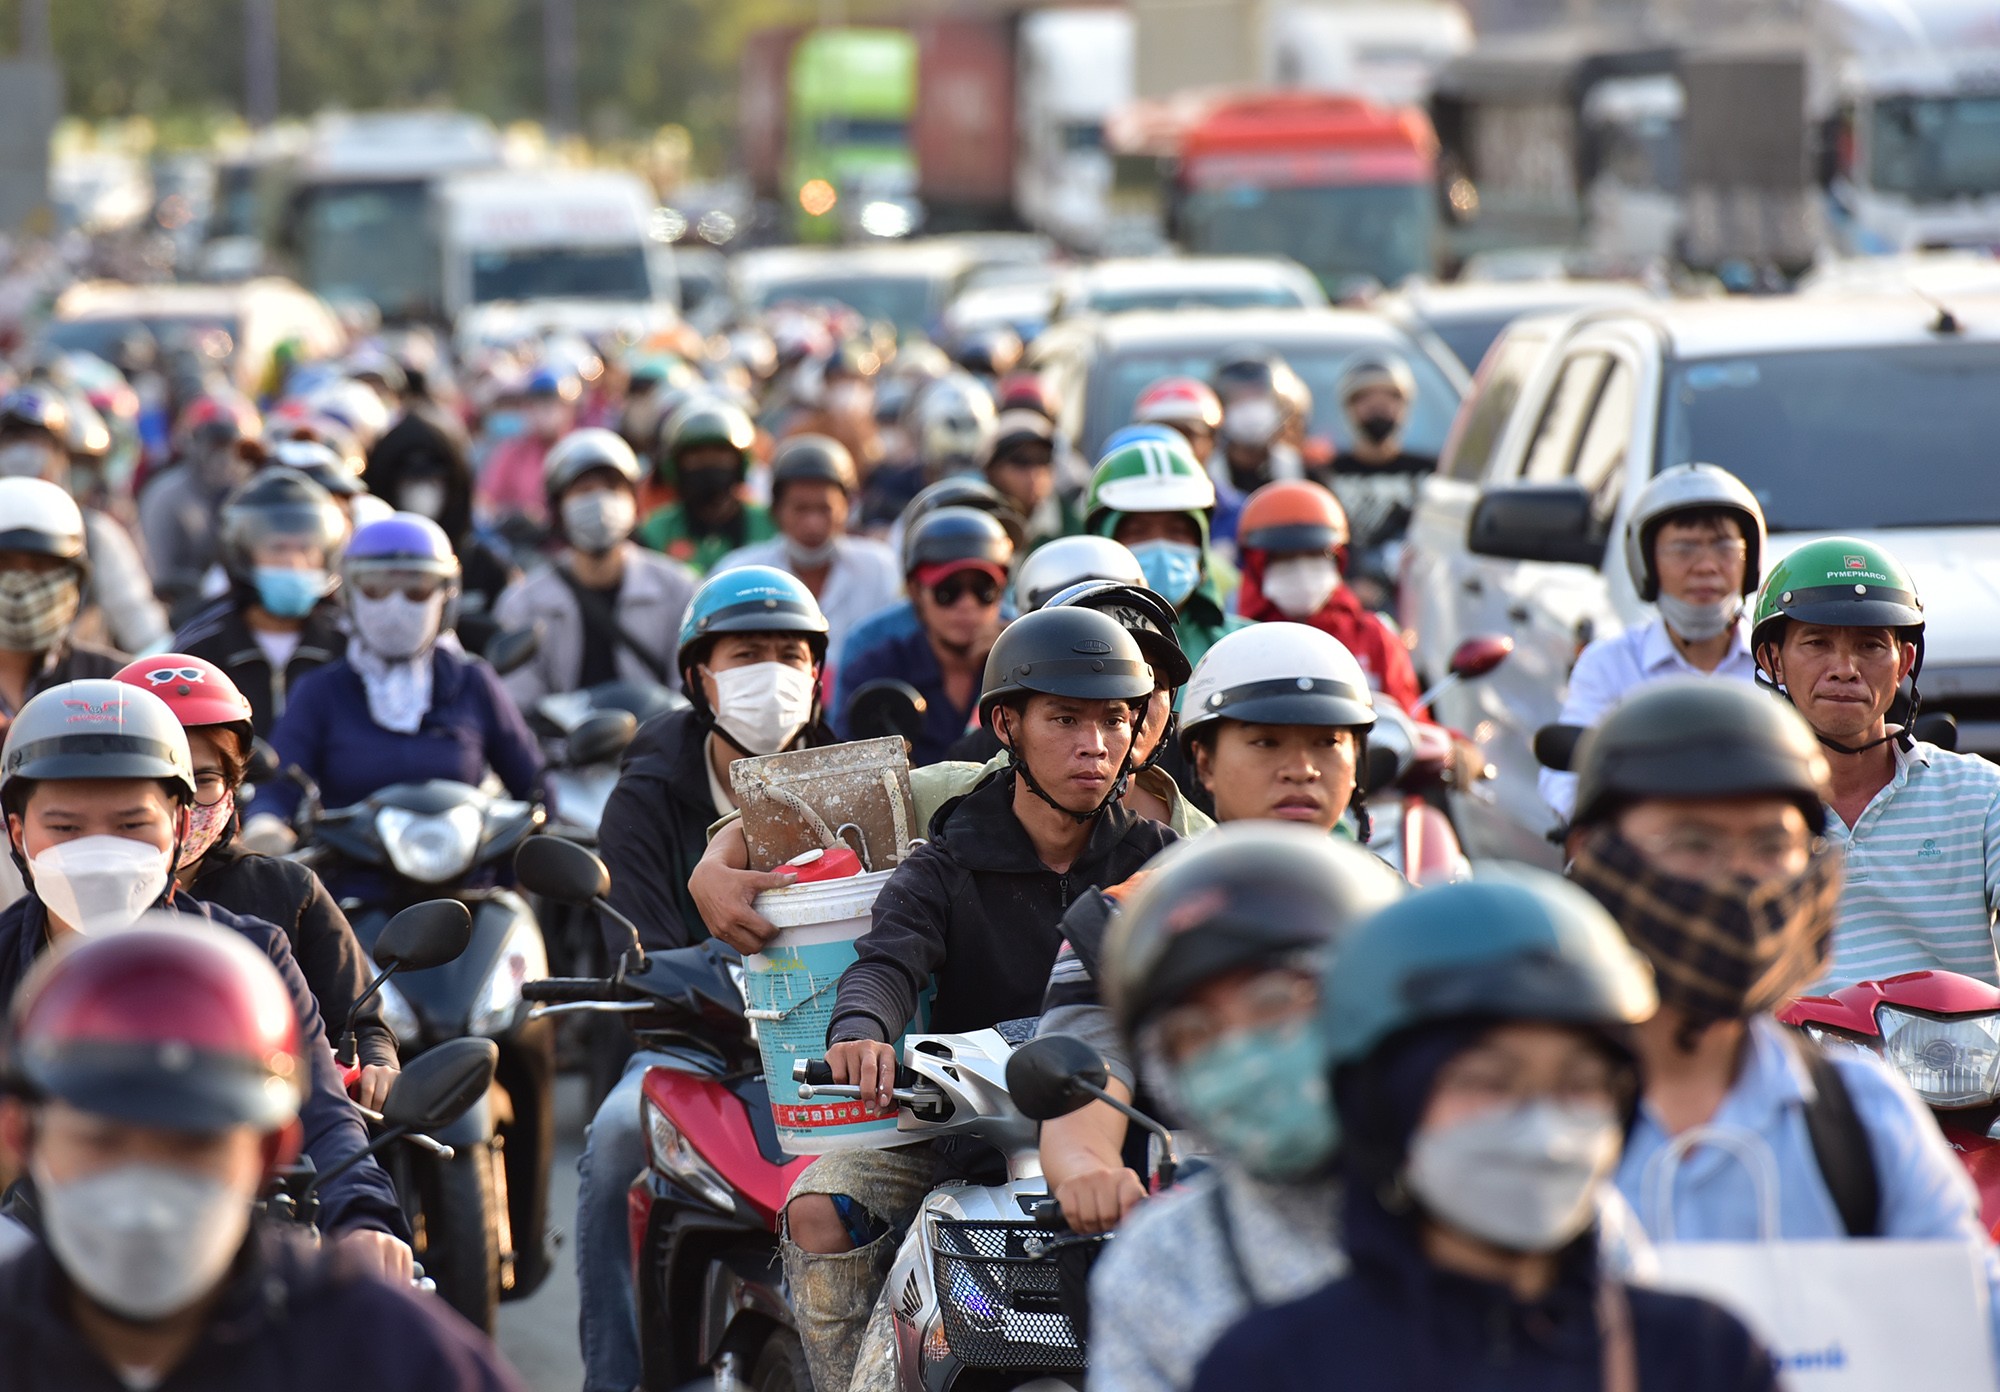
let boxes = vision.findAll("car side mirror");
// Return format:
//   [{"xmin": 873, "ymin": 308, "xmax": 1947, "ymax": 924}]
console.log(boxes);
[
  {"xmin": 1467, "ymin": 483, "xmax": 1606, "ymax": 566},
  {"xmin": 373, "ymin": 898, "xmax": 473, "ymax": 972},
  {"xmin": 514, "ymin": 835, "xmax": 611, "ymax": 905},
  {"xmin": 567, "ymin": 710, "xmax": 637, "ymax": 767},
  {"xmin": 1005, "ymin": 1034, "xmax": 1110, "ymax": 1123},
  {"xmin": 380, "ymin": 1036, "xmax": 498, "ymax": 1132},
  {"xmin": 484, "ymin": 626, "xmax": 540, "ymax": 677}
]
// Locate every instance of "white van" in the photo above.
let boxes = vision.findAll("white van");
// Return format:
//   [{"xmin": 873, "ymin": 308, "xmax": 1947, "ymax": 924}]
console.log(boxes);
[{"xmin": 441, "ymin": 168, "xmax": 677, "ymax": 349}]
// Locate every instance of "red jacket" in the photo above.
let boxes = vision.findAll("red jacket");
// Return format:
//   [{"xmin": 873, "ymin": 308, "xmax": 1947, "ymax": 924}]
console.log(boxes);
[{"xmin": 1236, "ymin": 558, "xmax": 1424, "ymax": 717}]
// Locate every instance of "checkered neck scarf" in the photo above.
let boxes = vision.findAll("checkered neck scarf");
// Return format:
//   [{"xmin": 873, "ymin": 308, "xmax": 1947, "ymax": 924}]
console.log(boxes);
[{"xmin": 1567, "ymin": 827, "xmax": 1844, "ymax": 1034}]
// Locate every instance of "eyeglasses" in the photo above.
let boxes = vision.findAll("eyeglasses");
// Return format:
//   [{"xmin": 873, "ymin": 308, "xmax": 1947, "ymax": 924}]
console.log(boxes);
[
  {"xmin": 1430, "ymin": 1053, "xmax": 1625, "ymax": 1111},
  {"xmin": 354, "ymin": 575, "xmax": 444, "ymax": 602},
  {"xmin": 1154, "ymin": 970, "xmax": 1316, "ymax": 1062},
  {"xmin": 930, "ymin": 573, "xmax": 1000, "ymax": 608},
  {"xmin": 193, "ymin": 771, "xmax": 232, "ymax": 807},
  {"xmin": 1627, "ymin": 826, "xmax": 1812, "ymax": 880},
  {"xmin": 1658, "ymin": 538, "xmax": 1748, "ymax": 565}
]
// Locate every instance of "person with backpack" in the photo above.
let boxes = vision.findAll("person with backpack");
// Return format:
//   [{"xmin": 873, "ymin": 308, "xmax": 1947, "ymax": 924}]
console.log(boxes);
[
  {"xmin": 492, "ymin": 428, "xmax": 699, "ymax": 709},
  {"xmin": 1563, "ymin": 679, "xmax": 1999, "ymax": 1321}
]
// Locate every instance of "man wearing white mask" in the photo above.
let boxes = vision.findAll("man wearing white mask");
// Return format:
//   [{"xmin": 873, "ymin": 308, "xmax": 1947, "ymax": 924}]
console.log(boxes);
[
  {"xmin": 582, "ymin": 566, "xmax": 834, "ymax": 1392},
  {"xmin": 713, "ymin": 435, "xmax": 898, "ymax": 671},
  {"xmin": 1540, "ymin": 463, "xmax": 1766, "ymax": 822},
  {"xmin": 494, "ymin": 428, "xmax": 700, "ymax": 709}
]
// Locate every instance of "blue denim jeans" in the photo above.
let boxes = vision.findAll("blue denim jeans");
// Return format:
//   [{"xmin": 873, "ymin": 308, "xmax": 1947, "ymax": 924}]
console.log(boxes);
[{"xmin": 578, "ymin": 1049, "xmax": 672, "ymax": 1392}]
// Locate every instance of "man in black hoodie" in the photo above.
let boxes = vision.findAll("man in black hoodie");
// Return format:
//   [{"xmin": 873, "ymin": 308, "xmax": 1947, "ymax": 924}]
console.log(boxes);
[{"xmin": 783, "ymin": 605, "xmax": 1175, "ymax": 1392}]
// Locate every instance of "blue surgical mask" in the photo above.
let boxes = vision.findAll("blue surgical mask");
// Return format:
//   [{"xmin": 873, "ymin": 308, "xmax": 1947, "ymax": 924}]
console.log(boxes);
[
  {"xmin": 253, "ymin": 566, "xmax": 330, "ymax": 619},
  {"xmin": 1130, "ymin": 539, "xmax": 1202, "ymax": 609},
  {"xmin": 484, "ymin": 410, "xmax": 526, "ymax": 442},
  {"xmin": 1172, "ymin": 1019, "xmax": 1337, "ymax": 1181}
]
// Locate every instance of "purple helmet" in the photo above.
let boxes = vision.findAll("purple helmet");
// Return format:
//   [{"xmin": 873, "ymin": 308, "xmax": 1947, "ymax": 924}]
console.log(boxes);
[{"xmin": 343, "ymin": 512, "xmax": 460, "ymax": 581}]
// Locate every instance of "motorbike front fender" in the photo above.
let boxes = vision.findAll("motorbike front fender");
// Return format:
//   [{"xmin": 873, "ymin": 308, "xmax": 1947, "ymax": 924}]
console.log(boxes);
[{"xmin": 698, "ymin": 1247, "xmax": 792, "ymax": 1367}]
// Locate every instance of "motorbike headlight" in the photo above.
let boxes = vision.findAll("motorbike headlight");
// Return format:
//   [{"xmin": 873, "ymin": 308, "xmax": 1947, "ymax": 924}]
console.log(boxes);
[
  {"xmin": 377, "ymin": 979, "xmax": 420, "ymax": 1047},
  {"xmin": 1877, "ymin": 1005, "xmax": 2000, "ymax": 1107},
  {"xmin": 376, "ymin": 804, "xmax": 483, "ymax": 883},
  {"xmin": 641, "ymin": 1097, "xmax": 737, "ymax": 1212},
  {"xmin": 468, "ymin": 918, "xmax": 548, "ymax": 1037}
]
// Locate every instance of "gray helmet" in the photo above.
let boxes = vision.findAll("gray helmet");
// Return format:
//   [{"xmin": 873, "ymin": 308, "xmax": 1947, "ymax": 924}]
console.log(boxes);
[
  {"xmin": 1105, "ymin": 824, "xmax": 1407, "ymax": 1042},
  {"xmin": 1622, "ymin": 463, "xmax": 1766, "ymax": 602},
  {"xmin": 544, "ymin": 427, "xmax": 643, "ymax": 500},
  {"xmin": 1571, "ymin": 678, "xmax": 1829, "ymax": 835},
  {"xmin": 770, "ymin": 433, "xmax": 858, "ymax": 500},
  {"xmin": 0, "ymin": 680, "xmax": 197, "ymax": 810},
  {"xmin": 977, "ymin": 606, "xmax": 1153, "ymax": 728}
]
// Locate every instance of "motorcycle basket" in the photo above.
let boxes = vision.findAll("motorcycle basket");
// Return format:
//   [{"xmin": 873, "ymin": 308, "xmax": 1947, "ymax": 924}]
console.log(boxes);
[{"xmin": 926, "ymin": 1219, "xmax": 1107, "ymax": 1370}]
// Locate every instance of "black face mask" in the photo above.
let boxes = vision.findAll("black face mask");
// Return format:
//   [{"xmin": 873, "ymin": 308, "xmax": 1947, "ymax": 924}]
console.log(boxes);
[
  {"xmin": 679, "ymin": 465, "xmax": 737, "ymax": 510},
  {"xmin": 1355, "ymin": 415, "xmax": 1399, "ymax": 446}
]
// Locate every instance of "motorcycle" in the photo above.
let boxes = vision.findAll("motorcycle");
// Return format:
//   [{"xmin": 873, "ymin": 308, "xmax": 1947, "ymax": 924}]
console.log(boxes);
[
  {"xmin": 1781, "ymin": 971, "xmax": 2000, "ymax": 1236},
  {"xmin": 1365, "ymin": 635, "xmax": 1511, "ymax": 883},
  {"xmin": 513, "ymin": 835, "xmax": 812, "ymax": 1392},
  {"xmin": 792, "ymin": 1031, "xmax": 1178, "ymax": 1392},
  {"xmin": 291, "ymin": 772, "xmax": 556, "ymax": 1332}
]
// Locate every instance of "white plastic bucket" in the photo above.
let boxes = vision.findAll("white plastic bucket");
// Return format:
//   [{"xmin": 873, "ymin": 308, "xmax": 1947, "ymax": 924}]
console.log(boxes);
[{"xmin": 746, "ymin": 868, "xmax": 901, "ymax": 1155}]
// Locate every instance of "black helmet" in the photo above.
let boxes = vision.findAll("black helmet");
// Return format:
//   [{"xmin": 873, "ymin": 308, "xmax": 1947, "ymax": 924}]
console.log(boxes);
[
  {"xmin": 976, "ymin": 606, "xmax": 1153, "ymax": 727},
  {"xmin": 0, "ymin": 680, "xmax": 197, "ymax": 812},
  {"xmin": 770, "ymin": 434, "xmax": 858, "ymax": 502},
  {"xmin": 0, "ymin": 385, "xmax": 70, "ymax": 443},
  {"xmin": 1104, "ymin": 823, "xmax": 1406, "ymax": 1042},
  {"xmin": 1041, "ymin": 579, "xmax": 1191, "ymax": 690},
  {"xmin": 901, "ymin": 476, "xmax": 1028, "ymax": 561},
  {"xmin": 219, "ymin": 468, "xmax": 348, "ymax": 587},
  {"xmin": 904, "ymin": 506, "xmax": 1014, "ymax": 578},
  {"xmin": 1571, "ymin": 678, "xmax": 1830, "ymax": 835}
]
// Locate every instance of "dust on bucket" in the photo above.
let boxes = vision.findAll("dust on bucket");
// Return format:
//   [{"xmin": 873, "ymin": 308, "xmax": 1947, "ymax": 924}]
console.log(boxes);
[{"xmin": 746, "ymin": 865, "xmax": 902, "ymax": 1154}]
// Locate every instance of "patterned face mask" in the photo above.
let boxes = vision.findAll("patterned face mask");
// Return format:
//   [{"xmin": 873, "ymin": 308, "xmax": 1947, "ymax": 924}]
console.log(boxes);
[
  {"xmin": 0, "ymin": 568, "xmax": 80, "ymax": 653},
  {"xmin": 179, "ymin": 790, "xmax": 235, "ymax": 870}
]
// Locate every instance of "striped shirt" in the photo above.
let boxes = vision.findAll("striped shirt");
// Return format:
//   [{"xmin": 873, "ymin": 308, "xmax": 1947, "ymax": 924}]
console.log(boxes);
[{"xmin": 1819, "ymin": 741, "xmax": 2000, "ymax": 986}]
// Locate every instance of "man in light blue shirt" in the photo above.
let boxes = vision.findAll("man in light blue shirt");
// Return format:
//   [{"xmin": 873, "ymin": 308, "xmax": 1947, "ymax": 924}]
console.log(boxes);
[
  {"xmin": 1542, "ymin": 463, "xmax": 1766, "ymax": 821},
  {"xmin": 1562, "ymin": 678, "xmax": 2000, "ymax": 1351}
]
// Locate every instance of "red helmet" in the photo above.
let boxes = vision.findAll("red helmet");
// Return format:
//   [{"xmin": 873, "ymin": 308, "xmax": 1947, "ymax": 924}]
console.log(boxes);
[
  {"xmin": 995, "ymin": 371, "xmax": 1058, "ymax": 420},
  {"xmin": 1133, "ymin": 377, "xmax": 1223, "ymax": 432},
  {"xmin": 114, "ymin": 654, "xmax": 255, "ymax": 750},
  {"xmin": 173, "ymin": 391, "xmax": 262, "ymax": 450},
  {"xmin": 1238, "ymin": 481, "xmax": 1350, "ymax": 559},
  {"xmin": 7, "ymin": 917, "xmax": 304, "ymax": 1134}
]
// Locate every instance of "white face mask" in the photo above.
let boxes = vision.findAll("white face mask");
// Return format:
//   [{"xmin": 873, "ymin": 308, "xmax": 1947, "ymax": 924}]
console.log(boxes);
[
  {"xmin": 0, "ymin": 440, "xmax": 59, "ymax": 479},
  {"xmin": 398, "ymin": 480, "xmax": 448, "ymax": 521},
  {"xmin": 708, "ymin": 662, "xmax": 816, "ymax": 755},
  {"xmin": 1222, "ymin": 397, "xmax": 1282, "ymax": 447},
  {"xmin": 1656, "ymin": 592, "xmax": 1741, "ymax": 643},
  {"xmin": 561, "ymin": 489, "xmax": 637, "ymax": 554},
  {"xmin": 34, "ymin": 1160, "xmax": 252, "ymax": 1320},
  {"xmin": 1404, "ymin": 1099, "xmax": 1622, "ymax": 1253},
  {"xmin": 784, "ymin": 534, "xmax": 839, "ymax": 570},
  {"xmin": 352, "ymin": 590, "xmax": 446, "ymax": 661},
  {"xmin": 29, "ymin": 834, "xmax": 174, "ymax": 934},
  {"xmin": 1262, "ymin": 555, "xmax": 1341, "ymax": 618}
]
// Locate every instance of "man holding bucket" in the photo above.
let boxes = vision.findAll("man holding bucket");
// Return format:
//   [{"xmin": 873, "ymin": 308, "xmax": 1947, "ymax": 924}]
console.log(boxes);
[{"xmin": 782, "ymin": 605, "xmax": 1177, "ymax": 1392}]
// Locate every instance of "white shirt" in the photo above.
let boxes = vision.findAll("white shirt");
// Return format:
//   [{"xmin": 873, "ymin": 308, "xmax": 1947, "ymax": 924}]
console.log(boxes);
[
  {"xmin": 713, "ymin": 534, "xmax": 903, "ymax": 669},
  {"xmin": 252, "ymin": 626, "xmax": 303, "ymax": 672},
  {"xmin": 1540, "ymin": 615, "xmax": 1760, "ymax": 819}
]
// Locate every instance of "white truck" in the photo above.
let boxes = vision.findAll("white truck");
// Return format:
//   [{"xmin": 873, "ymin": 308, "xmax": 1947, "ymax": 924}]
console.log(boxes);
[
  {"xmin": 439, "ymin": 168, "xmax": 677, "ymax": 352},
  {"xmin": 1014, "ymin": 8, "xmax": 1136, "ymax": 254}
]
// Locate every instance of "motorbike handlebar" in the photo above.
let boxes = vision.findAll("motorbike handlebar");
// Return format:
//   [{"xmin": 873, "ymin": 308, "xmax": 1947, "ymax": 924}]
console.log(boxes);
[
  {"xmin": 522, "ymin": 977, "xmax": 623, "ymax": 1003},
  {"xmin": 793, "ymin": 1058, "xmax": 922, "ymax": 1089}
]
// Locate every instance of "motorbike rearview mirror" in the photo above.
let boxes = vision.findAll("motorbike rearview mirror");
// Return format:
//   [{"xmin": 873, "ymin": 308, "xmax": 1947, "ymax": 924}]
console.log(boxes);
[
  {"xmin": 1363, "ymin": 742, "xmax": 1403, "ymax": 796},
  {"xmin": 1913, "ymin": 710, "xmax": 1958, "ymax": 752},
  {"xmin": 845, "ymin": 679, "xmax": 929, "ymax": 745},
  {"xmin": 484, "ymin": 626, "xmax": 541, "ymax": 677},
  {"xmin": 567, "ymin": 709, "xmax": 638, "ymax": 768},
  {"xmin": 246, "ymin": 738, "xmax": 282, "ymax": 785},
  {"xmin": 1533, "ymin": 723, "xmax": 1587, "ymax": 773},
  {"xmin": 514, "ymin": 834, "xmax": 611, "ymax": 905},
  {"xmin": 381, "ymin": 1036, "xmax": 498, "ymax": 1133},
  {"xmin": 374, "ymin": 898, "xmax": 473, "ymax": 972},
  {"xmin": 1006, "ymin": 1034, "xmax": 1111, "ymax": 1123},
  {"xmin": 1448, "ymin": 634, "xmax": 1514, "ymax": 681}
]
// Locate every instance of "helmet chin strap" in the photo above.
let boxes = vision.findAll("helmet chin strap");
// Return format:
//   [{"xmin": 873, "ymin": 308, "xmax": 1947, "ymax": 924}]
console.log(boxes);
[
  {"xmin": 1754, "ymin": 669, "xmax": 1915, "ymax": 756},
  {"xmin": 997, "ymin": 709, "xmax": 1132, "ymax": 826}
]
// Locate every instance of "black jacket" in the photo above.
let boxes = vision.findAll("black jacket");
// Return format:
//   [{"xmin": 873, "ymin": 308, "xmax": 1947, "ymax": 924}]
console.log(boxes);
[
  {"xmin": 598, "ymin": 706, "xmax": 726, "ymax": 951},
  {"xmin": 0, "ymin": 894, "xmax": 407, "ymax": 1241},
  {"xmin": 188, "ymin": 835, "xmax": 397, "ymax": 1069},
  {"xmin": 0, "ymin": 1226, "xmax": 523, "ymax": 1391},
  {"xmin": 174, "ymin": 595, "xmax": 347, "ymax": 737},
  {"xmin": 0, "ymin": 641, "xmax": 126, "ymax": 719},
  {"xmin": 829, "ymin": 772, "xmax": 1177, "ymax": 1044}
]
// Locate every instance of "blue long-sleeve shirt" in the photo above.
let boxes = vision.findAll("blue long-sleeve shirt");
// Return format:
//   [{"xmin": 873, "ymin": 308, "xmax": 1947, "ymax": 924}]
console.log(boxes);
[
  {"xmin": 833, "ymin": 624, "xmax": 976, "ymax": 766},
  {"xmin": 0, "ymin": 894, "xmax": 407, "ymax": 1241},
  {"xmin": 259, "ymin": 647, "xmax": 544, "ymax": 823}
]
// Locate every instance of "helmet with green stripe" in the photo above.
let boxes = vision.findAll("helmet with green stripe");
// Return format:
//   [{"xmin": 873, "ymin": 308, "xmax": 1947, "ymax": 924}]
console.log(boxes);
[
  {"xmin": 1750, "ymin": 537, "xmax": 1924, "ymax": 678},
  {"xmin": 1084, "ymin": 434, "xmax": 1216, "ymax": 548}
]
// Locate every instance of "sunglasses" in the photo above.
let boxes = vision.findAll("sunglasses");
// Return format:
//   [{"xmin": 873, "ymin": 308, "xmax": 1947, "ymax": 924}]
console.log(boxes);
[
  {"xmin": 930, "ymin": 573, "xmax": 1000, "ymax": 608},
  {"xmin": 354, "ymin": 575, "xmax": 443, "ymax": 602}
]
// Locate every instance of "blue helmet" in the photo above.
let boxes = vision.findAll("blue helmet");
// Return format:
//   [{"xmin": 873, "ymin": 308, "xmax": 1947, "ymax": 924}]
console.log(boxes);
[
  {"xmin": 677, "ymin": 565, "xmax": 830, "ymax": 685},
  {"xmin": 524, "ymin": 365, "xmax": 581, "ymax": 402},
  {"xmin": 1099, "ymin": 423, "xmax": 1187, "ymax": 457},
  {"xmin": 344, "ymin": 512, "xmax": 460, "ymax": 582}
]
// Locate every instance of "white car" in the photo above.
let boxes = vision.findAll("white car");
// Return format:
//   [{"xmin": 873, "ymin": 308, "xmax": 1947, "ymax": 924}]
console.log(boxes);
[
  {"xmin": 1051, "ymin": 255, "xmax": 1328, "ymax": 320},
  {"xmin": 1401, "ymin": 293, "xmax": 2000, "ymax": 866}
]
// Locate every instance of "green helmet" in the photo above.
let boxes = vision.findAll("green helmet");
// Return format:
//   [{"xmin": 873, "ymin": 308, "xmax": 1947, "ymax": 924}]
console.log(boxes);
[
  {"xmin": 1084, "ymin": 435, "xmax": 1216, "ymax": 547},
  {"xmin": 660, "ymin": 397, "xmax": 757, "ymax": 483},
  {"xmin": 1750, "ymin": 537, "xmax": 1925, "ymax": 673}
]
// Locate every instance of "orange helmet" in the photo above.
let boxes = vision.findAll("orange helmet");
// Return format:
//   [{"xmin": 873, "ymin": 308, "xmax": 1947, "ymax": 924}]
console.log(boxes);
[{"xmin": 1237, "ymin": 481, "xmax": 1349, "ymax": 558}]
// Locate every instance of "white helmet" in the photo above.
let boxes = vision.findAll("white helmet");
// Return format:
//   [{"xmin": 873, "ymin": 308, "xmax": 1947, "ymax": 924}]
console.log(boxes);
[
  {"xmin": 1179, "ymin": 622, "xmax": 1375, "ymax": 754},
  {"xmin": 0, "ymin": 477, "xmax": 89, "ymax": 576},
  {"xmin": 1622, "ymin": 462, "xmax": 1766, "ymax": 602},
  {"xmin": 544, "ymin": 427, "xmax": 643, "ymax": 497},
  {"xmin": 1015, "ymin": 536, "xmax": 1146, "ymax": 611},
  {"xmin": 911, "ymin": 373, "xmax": 997, "ymax": 473},
  {"xmin": 306, "ymin": 379, "xmax": 393, "ymax": 450}
]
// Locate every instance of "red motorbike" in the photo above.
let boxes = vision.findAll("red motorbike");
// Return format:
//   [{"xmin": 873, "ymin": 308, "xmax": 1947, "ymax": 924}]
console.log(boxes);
[{"xmin": 1781, "ymin": 970, "xmax": 2000, "ymax": 1235}]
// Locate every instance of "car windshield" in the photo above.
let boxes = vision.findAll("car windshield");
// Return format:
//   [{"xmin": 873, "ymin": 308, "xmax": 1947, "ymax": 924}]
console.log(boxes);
[
  {"xmin": 754, "ymin": 274, "xmax": 941, "ymax": 334},
  {"xmin": 1090, "ymin": 338, "xmax": 1462, "ymax": 461},
  {"xmin": 44, "ymin": 313, "xmax": 240, "ymax": 364},
  {"xmin": 297, "ymin": 180, "xmax": 440, "ymax": 320},
  {"xmin": 1085, "ymin": 284, "xmax": 1314, "ymax": 314},
  {"xmin": 1869, "ymin": 96, "xmax": 2000, "ymax": 203},
  {"xmin": 1659, "ymin": 342, "xmax": 2000, "ymax": 531},
  {"xmin": 1176, "ymin": 184, "xmax": 1432, "ymax": 293},
  {"xmin": 471, "ymin": 245, "xmax": 651, "ymax": 303},
  {"xmin": 1428, "ymin": 313, "xmax": 1521, "ymax": 373}
]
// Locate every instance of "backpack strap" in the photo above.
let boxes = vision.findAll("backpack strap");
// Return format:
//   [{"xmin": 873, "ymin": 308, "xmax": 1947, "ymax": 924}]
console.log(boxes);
[
  {"xmin": 1788, "ymin": 1030, "xmax": 1882, "ymax": 1238},
  {"xmin": 552, "ymin": 563, "xmax": 674, "ymax": 686}
]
